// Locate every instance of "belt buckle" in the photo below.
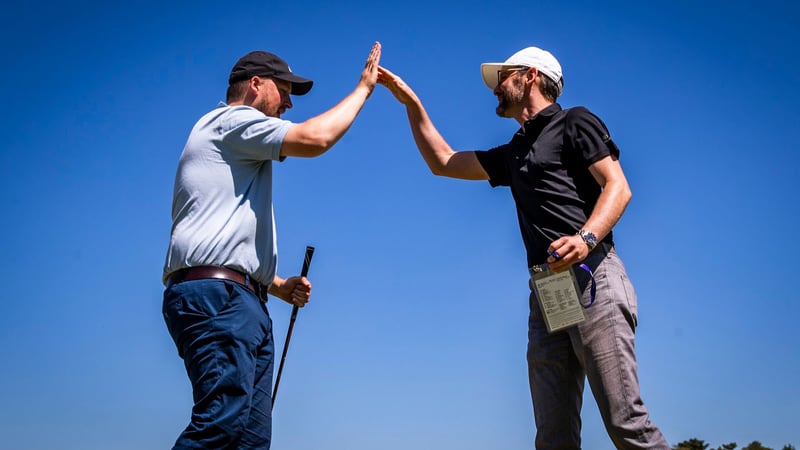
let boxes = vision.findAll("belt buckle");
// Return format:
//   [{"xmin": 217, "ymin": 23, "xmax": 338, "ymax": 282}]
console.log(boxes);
[{"xmin": 529, "ymin": 263, "xmax": 549, "ymax": 275}]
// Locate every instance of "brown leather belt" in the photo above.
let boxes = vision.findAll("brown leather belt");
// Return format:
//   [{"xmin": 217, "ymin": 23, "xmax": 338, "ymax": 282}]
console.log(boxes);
[{"xmin": 166, "ymin": 266, "xmax": 268, "ymax": 300}]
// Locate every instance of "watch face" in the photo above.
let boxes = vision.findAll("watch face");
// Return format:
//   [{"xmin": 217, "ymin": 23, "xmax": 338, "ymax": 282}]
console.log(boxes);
[{"xmin": 580, "ymin": 230, "xmax": 597, "ymax": 247}]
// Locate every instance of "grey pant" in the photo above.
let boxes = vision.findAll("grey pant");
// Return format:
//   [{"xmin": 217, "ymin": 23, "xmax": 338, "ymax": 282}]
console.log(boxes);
[{"xmin": 527, "ymin": 248, "xmax": 669, "ymax": 449}]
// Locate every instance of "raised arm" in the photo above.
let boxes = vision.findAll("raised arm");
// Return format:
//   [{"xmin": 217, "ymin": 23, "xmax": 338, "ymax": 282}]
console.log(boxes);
[
  {"xmin": 281, "ymin": 42, "xmax": 382, "ymax": 158},
  {"xmin": 378, "ymin": 66, "xmax": 488, "ymax": 180}
]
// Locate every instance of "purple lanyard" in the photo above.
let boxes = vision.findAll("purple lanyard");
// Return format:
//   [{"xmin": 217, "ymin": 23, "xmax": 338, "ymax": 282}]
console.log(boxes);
[{"xmin": 547, "ymin": 250, "xmax": 596, "ymax": 308}]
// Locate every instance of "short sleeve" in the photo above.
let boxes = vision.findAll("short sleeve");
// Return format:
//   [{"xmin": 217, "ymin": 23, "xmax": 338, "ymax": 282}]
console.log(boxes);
[
  {"xmin": 475, "ymin": 145, "xmax": 512, "ymax": 187},
  {"xmin": 564, "ymin": 107, "xmax": 620, "ymax": 165}
]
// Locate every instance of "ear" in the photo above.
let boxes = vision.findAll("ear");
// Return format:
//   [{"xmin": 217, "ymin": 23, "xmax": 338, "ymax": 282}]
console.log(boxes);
[
  {"xmin": 249, "ymin": 76, "xmax": 263, "ymax": 94},
  {"xmin": 526, "ymin": 67, "xmax": 539, "ymax": 83}
]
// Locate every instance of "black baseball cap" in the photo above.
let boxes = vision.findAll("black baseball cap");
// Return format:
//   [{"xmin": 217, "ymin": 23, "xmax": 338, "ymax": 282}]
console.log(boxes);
[{"xmin": 228, "ymin": 51, "xmax": 314, "ymax": 95}]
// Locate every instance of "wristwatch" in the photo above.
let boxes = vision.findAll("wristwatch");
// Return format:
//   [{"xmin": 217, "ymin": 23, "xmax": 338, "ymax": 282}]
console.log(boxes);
[{"xmin": 577, "ymin": 229, "xmax": 598, "ymax": 251}]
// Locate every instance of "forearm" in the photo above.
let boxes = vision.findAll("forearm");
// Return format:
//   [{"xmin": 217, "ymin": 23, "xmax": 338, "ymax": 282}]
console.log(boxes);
[
  {"xmin": 268, "ymin": 274, "xmax": 287, "ymax": 299},
  {"xmin": 378, "ymin": 65, "xmax": 487, "ymax": 180},
  {"xmin": 582, "ymin": 178, "xmax": 631, "ymax": 241},
  {"xmin": 282, "ymin": 85, "xmax": 372, "ymax": 157},
  {"xmin": 281, "ymin": 42, "xmax": 380, "ymax": 158},
  {"xmin": 405, "ymin": 101, "xmax": 456, "ymax": 176}
]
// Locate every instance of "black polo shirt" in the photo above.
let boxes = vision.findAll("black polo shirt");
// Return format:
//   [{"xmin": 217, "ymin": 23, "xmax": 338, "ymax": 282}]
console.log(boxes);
[{"xmin": 475, "ymin": 103, "xmax": 620, "ymax": 266}]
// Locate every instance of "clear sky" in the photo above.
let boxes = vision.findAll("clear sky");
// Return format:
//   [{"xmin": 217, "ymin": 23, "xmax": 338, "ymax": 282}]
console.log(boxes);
[{"xmin": 1, "ymin": 1, "xmax": 798, "ymax": 449}]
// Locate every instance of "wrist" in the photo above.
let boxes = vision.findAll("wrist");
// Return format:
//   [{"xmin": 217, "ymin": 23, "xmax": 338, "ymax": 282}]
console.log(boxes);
[
  {"xmin": 577, "ymin": 229, "xmax": 598, "ymax": 251},
  {"xmin": 268, "ymin": 275, "xmax": 285, "ymax": 297},
  {"xmin": 355, "ymin": 83, "xmax": 373, "ymax": 97}
]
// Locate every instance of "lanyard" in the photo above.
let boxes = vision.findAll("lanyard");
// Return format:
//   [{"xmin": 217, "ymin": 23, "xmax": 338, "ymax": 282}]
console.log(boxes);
[{"xmin": 575, "ymin": 262, "xmax": 596, "ymax": 308}]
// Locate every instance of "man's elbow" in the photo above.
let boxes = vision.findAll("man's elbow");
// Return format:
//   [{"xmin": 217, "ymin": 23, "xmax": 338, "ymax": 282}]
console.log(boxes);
[
  {"xmin": 429, "ymin": 163, "xmax": 448, "ymax": 177},
  {"xmin": 621, "ymin": 184, "xmax": 632, "ymax": 207},
  {"xmin": 283, "ymin": 124, "xmax": 340, "ymax": 157},
  {"xmin": 305, "ymin": 142, "xmax": 332, "ymax": 157},
  {"xmin": 284, "ymin": 135, "xmax": 335, "ymax": 157},
  {"xmin": 301, "ymin": 129, "xmax": 338, "ymax": 155},
  {"xmin": 426, "ymin": 152, "xmax": 457, "ymax": 177}
]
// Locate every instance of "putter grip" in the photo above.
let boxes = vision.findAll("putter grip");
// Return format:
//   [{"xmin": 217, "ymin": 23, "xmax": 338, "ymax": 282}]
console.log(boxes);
[{"xmin": 300, "ymin": 246, "xmax": 315, "ymax": 277}]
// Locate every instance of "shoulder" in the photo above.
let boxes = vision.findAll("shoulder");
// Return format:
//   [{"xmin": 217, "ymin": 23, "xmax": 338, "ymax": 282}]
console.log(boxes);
[
  {"xmin": 194, "ymin": 104, "xmax": 264, "ymax": 128},
  {"xmin": 224, "ymin": 105, "xmax": 269, "ymax": 122},
  {"xmin": 561, "ymin": 106, "xmax": 619, "ymax": 159},
  {"xmin": 562, "ymin": 106, "xmax": 611, "ymax": 134},
  {"xmin": 219, "ymin": 105, "xmax": 293, "ymax": 134},
  {"xmin": 563, "ymin": 106, "xmax": 600, "ymax": 122}
]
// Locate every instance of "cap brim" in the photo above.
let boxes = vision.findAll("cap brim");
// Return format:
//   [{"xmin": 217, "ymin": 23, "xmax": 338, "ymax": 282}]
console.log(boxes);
[
  {"xmin": 480, "ymin": 63, "xmax": 509, "ymax": 90},
  {"xmin": 275, "ymin": 73, "xmax": 314, "ymax": 96}
]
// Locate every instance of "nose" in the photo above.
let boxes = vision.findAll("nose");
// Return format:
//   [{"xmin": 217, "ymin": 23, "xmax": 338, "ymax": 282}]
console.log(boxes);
[
  {"xmin": 493, "ymin": 83, "xmax": 503, "ymax": 95},
  {"xmin": 283, "ymin": 94, "xmax": 293, "ymax": 110}
]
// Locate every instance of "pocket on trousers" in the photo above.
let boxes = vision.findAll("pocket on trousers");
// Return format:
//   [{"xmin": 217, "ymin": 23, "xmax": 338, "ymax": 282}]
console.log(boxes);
[
  {"xmin": 163, "ymin": 280, "xmax": 235, "ymax": 348},
  {"xmin": 617, "ymin": 273, "xmax": 638, "ymax": 329}
]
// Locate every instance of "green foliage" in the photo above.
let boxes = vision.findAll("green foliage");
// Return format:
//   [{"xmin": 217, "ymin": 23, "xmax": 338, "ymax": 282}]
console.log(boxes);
[
  {"xmin": 742, "ymin": 442, "xmax": 771, "ymax": 450},
  {"xmin": 674, "ymin": 438, "xmax": 796, "ymax": 450},
  {"xmin": 675, "ymin": 439, "xmax": 710, "ymax": 450}
]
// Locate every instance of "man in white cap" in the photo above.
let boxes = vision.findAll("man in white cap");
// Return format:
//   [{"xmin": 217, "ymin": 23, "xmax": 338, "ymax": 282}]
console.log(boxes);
[{"xmin": 378, "ymin": 47, "xmax": 669, "ymax": 449}]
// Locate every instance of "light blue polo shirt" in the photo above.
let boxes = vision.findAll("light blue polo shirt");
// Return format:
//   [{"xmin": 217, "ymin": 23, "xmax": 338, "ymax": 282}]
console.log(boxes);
[{"xmin": 163, "ymin": 102, "xmax": 293, "ymax": 286}]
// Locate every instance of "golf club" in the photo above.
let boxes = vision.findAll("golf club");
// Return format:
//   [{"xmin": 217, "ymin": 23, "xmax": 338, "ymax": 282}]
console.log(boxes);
[{"xmin": 272, "ymin": 245, "xmax": 315, "ymax": 409}]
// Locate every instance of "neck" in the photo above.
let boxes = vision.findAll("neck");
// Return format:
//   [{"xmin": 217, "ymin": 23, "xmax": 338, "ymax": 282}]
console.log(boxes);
[{"xmin": 515, "ymin": 97, "xmax": 554, "ymax": 126}]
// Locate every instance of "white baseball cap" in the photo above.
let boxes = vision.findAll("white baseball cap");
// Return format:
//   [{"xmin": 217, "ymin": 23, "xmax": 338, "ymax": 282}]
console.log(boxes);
[{"xmin": 480, "ymin": 46, "xmax": 563, "ymax": 90}]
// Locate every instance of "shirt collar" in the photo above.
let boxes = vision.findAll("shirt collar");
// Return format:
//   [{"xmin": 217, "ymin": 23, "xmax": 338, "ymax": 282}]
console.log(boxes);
[{"xmin": 520, "ymin": 103, "xmax": 561, "ymax": 136}]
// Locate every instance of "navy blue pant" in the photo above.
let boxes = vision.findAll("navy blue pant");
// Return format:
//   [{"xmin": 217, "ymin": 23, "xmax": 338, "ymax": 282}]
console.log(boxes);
[{"xmin": 163, "ymin": 279, "xmax": 274, "ymax": 449}]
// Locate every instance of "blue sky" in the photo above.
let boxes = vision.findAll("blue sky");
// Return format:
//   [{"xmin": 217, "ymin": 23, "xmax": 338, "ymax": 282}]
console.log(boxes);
[{"xmin": 1, "ymin": 1, "xmax": 798, "ymax": 449}]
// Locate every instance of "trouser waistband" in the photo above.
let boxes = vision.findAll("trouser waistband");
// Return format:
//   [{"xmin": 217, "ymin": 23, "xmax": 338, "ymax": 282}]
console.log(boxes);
[
  {"xmin": 529, "ymin": 241, "xmax": 615, "ymax": 274},
  {"xmin": 166, "ymin": 266, "xmax": 269, "ymax": 301}
]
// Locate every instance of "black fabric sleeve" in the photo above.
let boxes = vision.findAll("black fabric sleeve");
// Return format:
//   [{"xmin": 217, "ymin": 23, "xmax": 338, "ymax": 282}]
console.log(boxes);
[
  {"xmin": 564, "ymin": 107, "xmax": 620, "ymax": 165},
  {"xmin": 475, "ymin": 146, "xmax": 511, "ymax": 187}
]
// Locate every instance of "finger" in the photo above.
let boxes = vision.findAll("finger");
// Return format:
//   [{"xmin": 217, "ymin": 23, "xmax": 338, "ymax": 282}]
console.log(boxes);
[
  {"xmin": 547, "ymin": 238, "xmax": 565, "ymax": 253},
  {"xmin": 377, "ymin": 66, "xmax": 402, "ymax": 81},
  {"xmin": 292, "ymin": 285, "xmax": 310, "ymax": 297},
  {"xmin": 376, "ymin": 75, "xmax": 395, "ymax": 88},
  {"xmin": 366, "ymin": 42, "xmax": 381, "ymax": 67}
]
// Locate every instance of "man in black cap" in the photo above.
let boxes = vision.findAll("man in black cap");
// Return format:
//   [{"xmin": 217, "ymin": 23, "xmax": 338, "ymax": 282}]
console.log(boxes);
[{"xmin": 162, "ymin": 42, "xmax": 381, "ymax": 449}]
